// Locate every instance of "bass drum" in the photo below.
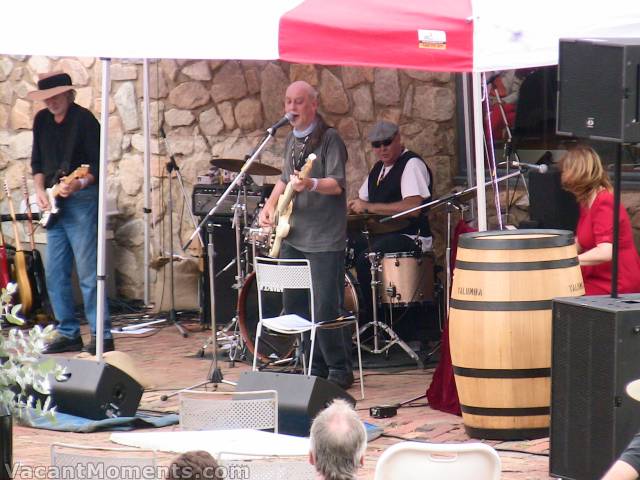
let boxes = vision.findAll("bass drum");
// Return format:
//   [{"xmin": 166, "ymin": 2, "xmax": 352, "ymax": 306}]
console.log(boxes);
[{"xmin": 238, "ymin": 271, "xmax": 360, "ymax": 364}]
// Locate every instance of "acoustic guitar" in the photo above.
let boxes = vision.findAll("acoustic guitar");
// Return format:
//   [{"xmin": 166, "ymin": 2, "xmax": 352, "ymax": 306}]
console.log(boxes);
[
  {"xmin": 22, "ymin": 176, "xmax": 53, "ymax": 318},
  {"xmin": 268, "ymin": 153, "xmax": 316, "ymax": 258},
  {"xmin": 4, "ymin": 181, "xmax": 33, "ymax": 315},
  {"xmin": 39, "ymin": 164, "xmax": 90, "ymax": 228}
]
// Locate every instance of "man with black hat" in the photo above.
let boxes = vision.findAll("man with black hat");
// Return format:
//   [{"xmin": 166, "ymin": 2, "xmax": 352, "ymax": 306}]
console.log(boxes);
[
  {"xmin": 601, "ymin": 379, "xmax": 640, "ymax": 479},
  {"xmin": 28, "ymin": 71, "xmax": 113, "ymax": 354},
  {"xmin": 348, "ymin": 120, "xmax": 434, "ymax": 325}
]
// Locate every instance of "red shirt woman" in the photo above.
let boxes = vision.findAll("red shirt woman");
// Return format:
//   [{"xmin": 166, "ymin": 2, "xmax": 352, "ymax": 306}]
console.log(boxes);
[{"xmin": 560, "ymin": 146, "xmax": 640, "ymax": 295}]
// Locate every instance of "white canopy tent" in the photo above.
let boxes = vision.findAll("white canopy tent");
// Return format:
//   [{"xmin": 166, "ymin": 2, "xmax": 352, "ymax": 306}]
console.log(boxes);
[{"xmin": 1, "ymin": 0, "xmax": 639, "ymax": 358}]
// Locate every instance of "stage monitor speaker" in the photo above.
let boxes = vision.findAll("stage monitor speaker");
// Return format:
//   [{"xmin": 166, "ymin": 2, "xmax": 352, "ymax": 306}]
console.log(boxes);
[
  {"xmin": 550, "ymin": 295, "xmax": 640, "ymax": 480},
  {"xmin": 45, "ymin": 358, "xmax": 143, "ymax": 420},
  {"xmin": 236, "ymin": 371, "xmax": 356, "ymax": 437},
  {"xmin": 527, "ymin": 166, "xmax": 579, "ymax": 231},
  {"xmin": 556, "ymin": 38, "xmax": 640, "ymax": 143}
]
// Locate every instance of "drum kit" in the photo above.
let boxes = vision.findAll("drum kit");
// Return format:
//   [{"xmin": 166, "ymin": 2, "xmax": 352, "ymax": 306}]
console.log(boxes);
[{"xmin": 196, "ymin": 157, "xmax": 440, "ymax": 370}]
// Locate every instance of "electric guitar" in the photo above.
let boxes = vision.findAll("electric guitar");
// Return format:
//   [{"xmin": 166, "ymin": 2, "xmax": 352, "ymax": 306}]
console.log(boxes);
[
  {"xmin": 4, "ymin": 181, "xmax": 33, "ymax": 315},
  {"xmin": 268, "ymin": 153, "xmax": 316, "ymax": 258},
  {"xmin": 22, "ymin": 176, "xmax": 53, "ymax": 318},
  {"xmin": 39, "ymin": 164, "xmax": 90, "ymax": 228}
]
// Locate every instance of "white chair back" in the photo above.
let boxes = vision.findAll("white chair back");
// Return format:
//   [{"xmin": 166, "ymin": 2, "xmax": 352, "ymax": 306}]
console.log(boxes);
[
  {"xmin": 217, "ymin": 452, "xmax": 315, "ymax": 480},
  {"xmin": 50, "ymin": 443, "xmax": 157, "ymax": 479},
  {"xmin": 179, "ymin": 389, "xmax": 278, "ymax": 432},
  {"xmin": 374, "ymin": 441, "xmax": 501, "ymax": 480}
]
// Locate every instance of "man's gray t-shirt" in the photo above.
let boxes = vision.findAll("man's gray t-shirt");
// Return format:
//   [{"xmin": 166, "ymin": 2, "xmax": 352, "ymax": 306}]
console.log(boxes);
[{"xmin": 280, "ymin": 128, "xmax": 347, "ymax": 253}]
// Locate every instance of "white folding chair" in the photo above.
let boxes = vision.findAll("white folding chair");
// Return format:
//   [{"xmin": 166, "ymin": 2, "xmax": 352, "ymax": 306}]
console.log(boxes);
[
  {"xmin": 217, "ymin": 452, "xmax": 315, "ymax": 480},
  {"xmin": 179, "ymin": 389, "xmax": 278, "ymax": 432},
  {"xmin": 374, "ymin": 441, "xmax": 501, "ymax": 480},
  {"xmin": 252, "ymin": 256, "xmax": 364, "ymax": 399},
  {"xmin": 50, "ymin": 443, "xmax": 157, "ymax": 479}
]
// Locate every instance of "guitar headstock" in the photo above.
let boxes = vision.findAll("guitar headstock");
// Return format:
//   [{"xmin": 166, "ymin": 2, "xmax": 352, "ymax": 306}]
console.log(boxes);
[
  {"xmin": 2, "ymin": 180, "xmax": 9, "ymax": 197},
  {"xmin": 21, "ymin": 176, "xmax": 28, "ymax": 196},
  {"xmin": 299, "ymin": 153, "xmax": 316, "ymax": 179}
]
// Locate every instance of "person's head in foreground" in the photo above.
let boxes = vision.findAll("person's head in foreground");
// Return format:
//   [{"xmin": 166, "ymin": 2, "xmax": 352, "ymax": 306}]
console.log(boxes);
[
  {"xmin": 309, "ymin": 398, "xmax": 367, "ymax": 480},
  {"xmin": 166, "ymin": 450, "xmax": 219, "ymax": 480},
  {"xmin": 600, "ymin": 379, "xmax": 640, "ymax": 480},
  {"xmin": 560, "ymin": 145, "xmax": 612, "ymax": 205}
]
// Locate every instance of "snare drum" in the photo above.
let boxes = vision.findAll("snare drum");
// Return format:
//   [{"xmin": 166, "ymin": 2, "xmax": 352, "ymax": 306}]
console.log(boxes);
[
  {"xmin": 244, "ymin": 206, "xmax": 272, "ymax": 256},
  {"xmin": 379, "ymin": 251, "xmax": 434, "ymax": 306}
]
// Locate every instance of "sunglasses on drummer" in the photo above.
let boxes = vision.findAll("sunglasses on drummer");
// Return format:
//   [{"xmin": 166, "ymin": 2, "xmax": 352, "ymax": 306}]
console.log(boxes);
[{"xmin": 371, "ymin": 136, "xmax": 395, "ymax": 148}]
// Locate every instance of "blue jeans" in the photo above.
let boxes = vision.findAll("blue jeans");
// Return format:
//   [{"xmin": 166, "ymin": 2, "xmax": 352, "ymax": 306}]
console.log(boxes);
[{"xmin": 46, "ymin": 186, "xmax": 111, "ymax": 339}]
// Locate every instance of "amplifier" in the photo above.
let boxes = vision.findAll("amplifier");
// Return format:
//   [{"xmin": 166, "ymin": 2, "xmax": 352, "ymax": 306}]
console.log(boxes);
[{"xmin": 192, "ymin": 184, "xmax": 262, "ymax": 217}]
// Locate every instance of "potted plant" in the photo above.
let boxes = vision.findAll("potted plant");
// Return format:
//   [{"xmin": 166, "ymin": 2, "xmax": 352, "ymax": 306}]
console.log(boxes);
[{"xmin": 0, "ymin": 283, "xmax": 63, "ymax": 480}]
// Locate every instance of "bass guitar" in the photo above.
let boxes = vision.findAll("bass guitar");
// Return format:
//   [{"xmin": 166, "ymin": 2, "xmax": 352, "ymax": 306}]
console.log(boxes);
[
  {"xmin": 22, "ymin": 176, "xmax": 53, "ymax": 318},
  {"xmin": 39, "ymin": 164, "xmax": 90, "ymax": 228},
  {"xmin": 4, "ymin": 181, "xmax": 33, "ymax": 315},
  {"xmin": 268, "ymin": 153, "xmax": 316, "ymax": 258}
]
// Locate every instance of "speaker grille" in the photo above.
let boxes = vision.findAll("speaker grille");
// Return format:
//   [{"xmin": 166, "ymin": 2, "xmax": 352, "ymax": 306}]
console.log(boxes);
[{"xmin": 551, "ymin": 297, "xmax": 640, "ymax": 480}]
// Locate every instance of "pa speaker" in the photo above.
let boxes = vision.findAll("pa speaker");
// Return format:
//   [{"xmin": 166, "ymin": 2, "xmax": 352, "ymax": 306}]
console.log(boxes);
[
  {"xmin": 550, "ymin": 295, "xmax": 640, "ymax": 480},
  {"xmin": 236, "ymin": 371, "xmax": 355, "ymax": 437},
  {"xmin": 557, "ymin": 38, "xmax": 640, "ymax": 143},
  {"xmin": 46, "ymin": 358, "xmax": 143, "ymax": 420},
  {"xmin": 527, "ymin": 166, "xmax": 579, "ymax": 231}
]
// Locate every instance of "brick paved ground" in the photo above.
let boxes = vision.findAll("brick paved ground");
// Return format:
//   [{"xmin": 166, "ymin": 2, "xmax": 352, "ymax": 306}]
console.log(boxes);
[{"xmin": 10, "ymin": 320, "xmax": 552, "ymax": 479}]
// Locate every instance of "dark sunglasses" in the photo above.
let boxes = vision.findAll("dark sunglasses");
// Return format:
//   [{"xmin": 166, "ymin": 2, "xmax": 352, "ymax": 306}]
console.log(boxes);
[{"xmin": 371, "ymin": 136, "xmax": 395, "ymax": 148}]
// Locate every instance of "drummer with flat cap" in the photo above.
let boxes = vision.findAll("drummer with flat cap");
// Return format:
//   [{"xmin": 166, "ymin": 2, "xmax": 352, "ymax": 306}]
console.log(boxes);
[{"xmin": 348, "ymin": 120, "xmax": 434, "ymax": 324}]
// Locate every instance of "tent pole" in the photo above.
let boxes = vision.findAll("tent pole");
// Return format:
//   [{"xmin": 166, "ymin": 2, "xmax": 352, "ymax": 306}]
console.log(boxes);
[
  {"xmin": 96, "ymin": 58, "xmax": 111, "ymax": 361},
  {"xmin": 142, "ymin": 59, "xmax": 151, "ymax": 306},
  {"xmin": 472, "ymin": 72, "xmax": 487, "ymax": 231},
  {"xmin": 461, "ymin": 73, "xmax": 476, "ymax": 218}
]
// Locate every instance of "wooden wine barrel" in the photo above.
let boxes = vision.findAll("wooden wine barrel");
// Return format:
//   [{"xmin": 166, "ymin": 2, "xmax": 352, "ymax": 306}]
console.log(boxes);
[{"xmin": 449, "ymin": 229, "xmax": 584, "ymax": 440}]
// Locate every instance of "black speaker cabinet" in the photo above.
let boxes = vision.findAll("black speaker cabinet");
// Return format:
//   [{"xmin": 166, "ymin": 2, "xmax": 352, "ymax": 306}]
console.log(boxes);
[
  {"xmin": 550, "ymin": 295, "xmax": 640, "ymax": 480},
  {"xmin": 199, "ymin": 219, "xmax": 237, "ymax": 326},
  {"xmin": 236, "ymin": 371, "xmax": 355, "ymax": 437},
  {"xmin": 557, "ymin": 38, "xmax": 640, "ymax": 143},
  {"xmin": 46, "ymin": 358, "xmax": 143, "ymax": 420},
  {"xmin": 528, "ymin": 167, "xmax": 579, "ymax": 231}
]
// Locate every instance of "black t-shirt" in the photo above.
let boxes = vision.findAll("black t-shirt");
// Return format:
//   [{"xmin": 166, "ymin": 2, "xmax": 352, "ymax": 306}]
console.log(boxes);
[{"xmin": 31, "ymin": 103, "xmax": 100, "ymax": 188}]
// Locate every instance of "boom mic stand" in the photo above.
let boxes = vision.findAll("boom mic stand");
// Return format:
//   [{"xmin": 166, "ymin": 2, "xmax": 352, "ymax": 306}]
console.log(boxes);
[
  {"xmin": 381, "ymin": 170, "xmax": 522, "ymax": 319},
  {"xmin": 160, "ymin": 128, "xmax": 204, "ymax": 338},
  {"xmin": 179, "ymin": 121, "xmax": 285, "ymax": 390}
]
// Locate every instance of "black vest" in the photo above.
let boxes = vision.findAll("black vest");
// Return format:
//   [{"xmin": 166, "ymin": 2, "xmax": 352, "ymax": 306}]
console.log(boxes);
[{"xmin": 367, "ymin": 150, "xmax": 433, "ymax": 237}]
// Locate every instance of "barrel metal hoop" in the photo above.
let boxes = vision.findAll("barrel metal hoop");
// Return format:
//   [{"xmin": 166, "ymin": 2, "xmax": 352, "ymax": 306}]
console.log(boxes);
[
  {"xmin": 450, "ymin": 299, "xmax": 552, "ymax": 311},
  {"xmin": 461, "ymin": 404, "xmax": 550, "ymax": 416},
  {"xmin": 453, "ymin": 366, "xmax": 550, "ymax": 378},
  {"xmin": 458, "ymin": 229, "xmax": 575, "ymax": 249},
  {"xmin": 463, "ymin": 425, "xmax": 549, "ymax": 441},
  {"xmin": 455, "ymin": 257, "xmax": 579, "ymax": 271}
]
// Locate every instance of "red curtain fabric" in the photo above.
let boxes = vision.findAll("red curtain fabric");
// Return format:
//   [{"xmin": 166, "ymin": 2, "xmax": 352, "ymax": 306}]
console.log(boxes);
[{"xmin": 426, "ymin": 219, "xmax": 476, "ymax": 416}]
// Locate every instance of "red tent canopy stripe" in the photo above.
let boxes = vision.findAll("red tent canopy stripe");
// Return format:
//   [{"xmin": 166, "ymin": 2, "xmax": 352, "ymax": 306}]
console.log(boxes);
[{"xmin": 279, "ymin": 0, "xmax": 474, "ymax": 71}]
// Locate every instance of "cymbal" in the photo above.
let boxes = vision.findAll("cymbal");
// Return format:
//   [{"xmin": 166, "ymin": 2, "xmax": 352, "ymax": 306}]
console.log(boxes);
[
  {"xmin": 210, "ymin": 158, "xmax": 281, "ymax": 176},
  {"xmin": 347, "ymin": 213, "xmax": 410, "ymax": 235}
]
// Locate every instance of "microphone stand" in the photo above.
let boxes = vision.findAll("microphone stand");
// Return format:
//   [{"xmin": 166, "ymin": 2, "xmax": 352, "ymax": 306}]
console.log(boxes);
[
  {"xmin": 179, "ymin": 128, "xmax": 279, "ymax": 390},
  {"xmin": 381, "ymin": 171, "xmax": 522, "ymax": 319}
]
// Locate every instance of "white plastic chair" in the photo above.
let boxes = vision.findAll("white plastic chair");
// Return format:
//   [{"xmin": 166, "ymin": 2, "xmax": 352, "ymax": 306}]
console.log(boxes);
[
  {"xmin": 252, "ymin": 256, "xmax": 364, "ymax": 399},
  {"xmin": 50, "ymin": 443, "xmax": 157, "ymax": 479},
  {"xmin": 374, "ymin": 441, "xmax": 501, "ymax": 480},
  {"xmin": 179, "ymin": 389, "xmax": 278, "ymax": 432},
  {"xmin": 217, "ymin": 452, "xmax": 315, "ymax": 480}
]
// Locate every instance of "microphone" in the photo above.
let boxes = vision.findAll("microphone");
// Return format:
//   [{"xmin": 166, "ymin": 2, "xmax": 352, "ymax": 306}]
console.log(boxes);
[
  {"xmin": 511, "ymin": 161, "xmax": 549, "ymax": 174},
  {"xmin": 267, "ymin": 112, "xmax": 295, "ymax": 135}
]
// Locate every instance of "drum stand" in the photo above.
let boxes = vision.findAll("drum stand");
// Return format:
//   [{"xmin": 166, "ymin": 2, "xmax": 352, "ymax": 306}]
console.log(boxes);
[
  {"xmin": 198, "ymin": 185, "xmax": 251, "ymax": 363},
  {"xmin": 358, "ymin": 251, "xmax": 424, "ymax": 368}
]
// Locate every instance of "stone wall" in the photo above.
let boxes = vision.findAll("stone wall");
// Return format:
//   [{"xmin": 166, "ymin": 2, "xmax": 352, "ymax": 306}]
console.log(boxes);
[{"xmin": 0, "ymin": 56, "xmax": 458, "ymax": 300}]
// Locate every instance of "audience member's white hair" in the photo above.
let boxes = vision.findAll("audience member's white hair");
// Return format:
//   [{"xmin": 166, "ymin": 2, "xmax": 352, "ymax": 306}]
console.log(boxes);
[{"xmin": 310, "ymin": 399, "xmax": 367, "ymax": 480}]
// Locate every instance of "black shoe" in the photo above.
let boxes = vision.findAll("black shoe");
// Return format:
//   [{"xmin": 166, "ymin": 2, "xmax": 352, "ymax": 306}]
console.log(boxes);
[
  {"xmin": 43, "ymin": 334, "xmax": 84, "ymax": 354},
  {"xmin": 82, "ymin": 337, "xmax": 115, "ymax": 355},
  {"xmin": 328, "ymin": 371, "xmax": 354, "ymax": 390}
]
